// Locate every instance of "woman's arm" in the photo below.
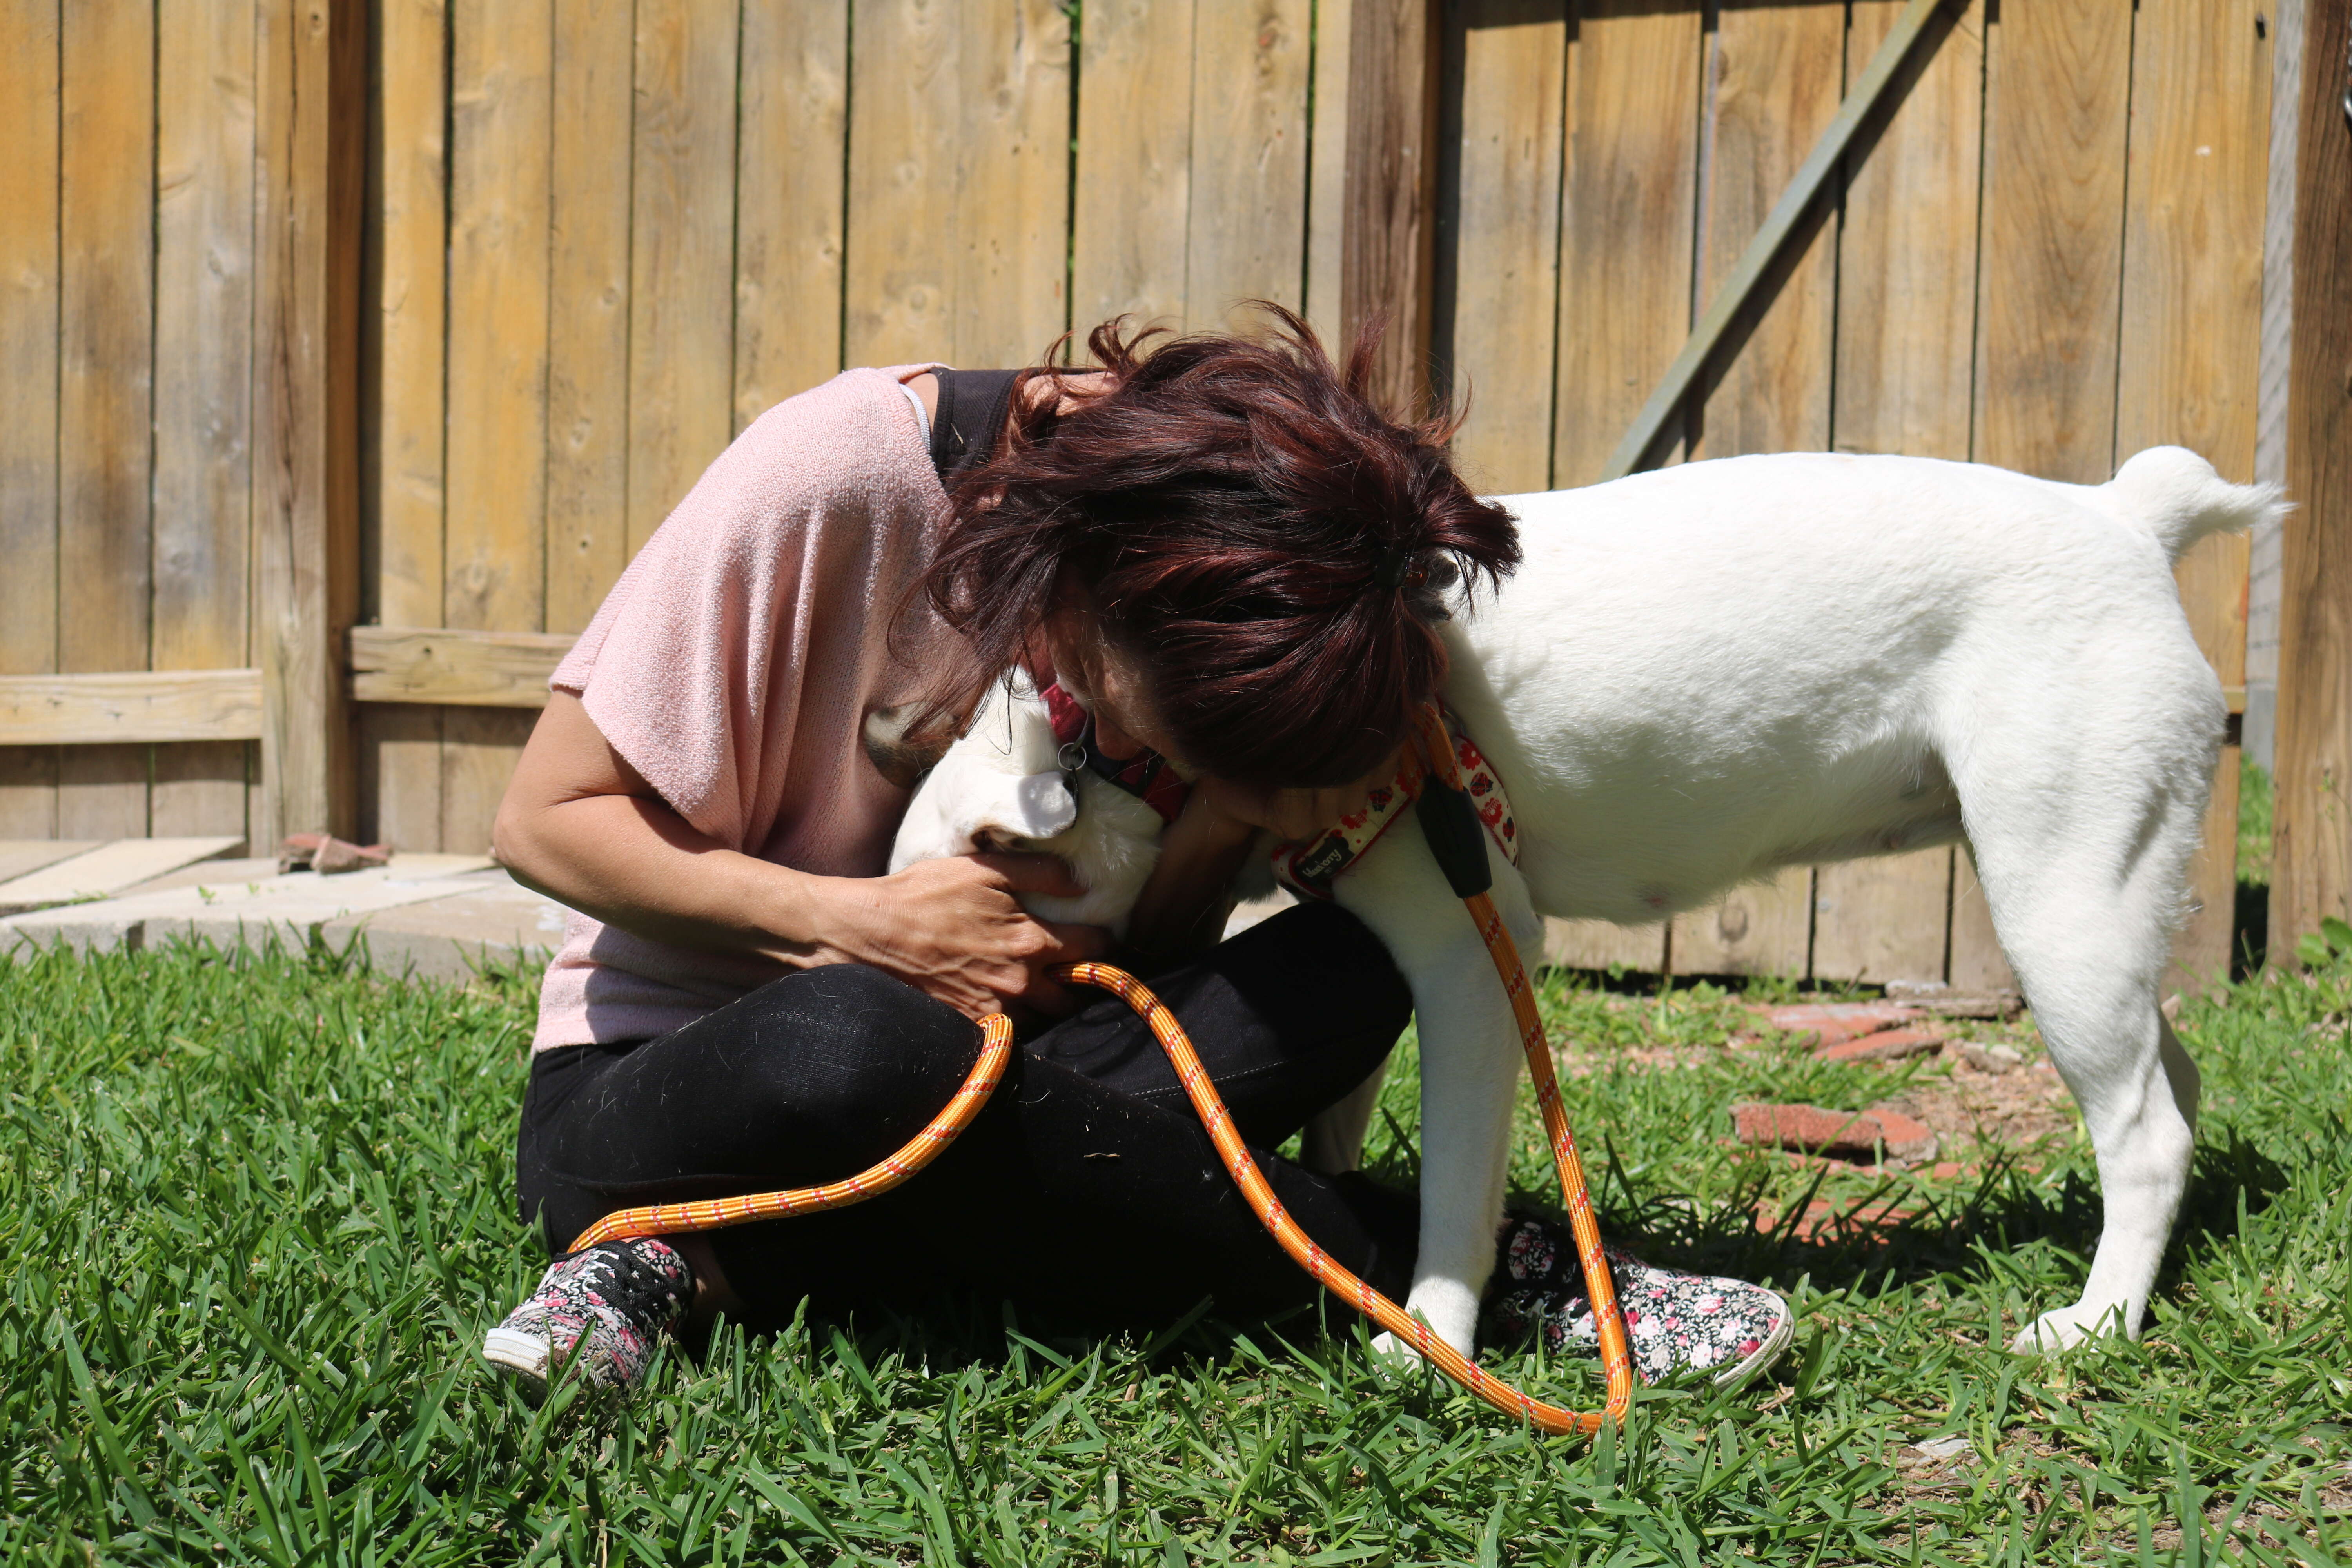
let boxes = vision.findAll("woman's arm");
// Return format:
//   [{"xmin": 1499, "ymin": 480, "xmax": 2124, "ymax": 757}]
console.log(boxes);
[{"xmin": 493, "ymin": 693, "xmax": 1107, "ymax": 1019}]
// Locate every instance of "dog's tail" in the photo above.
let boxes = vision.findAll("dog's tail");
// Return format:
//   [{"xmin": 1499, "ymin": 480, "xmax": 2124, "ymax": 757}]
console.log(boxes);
[{"xmin": 2105, "ymin": 445, "xmax": 2288, "ymax": 563}]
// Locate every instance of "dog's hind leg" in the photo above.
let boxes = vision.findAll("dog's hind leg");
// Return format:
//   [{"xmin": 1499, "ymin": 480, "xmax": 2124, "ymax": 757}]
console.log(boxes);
[
  {"xmin": 1300, "ymin": 1056, "xmax": 1390, "ymax": 1175},
  {"xmin": 1960, "ymin": 748, "xmax": 2210, "ymax": 1353}
]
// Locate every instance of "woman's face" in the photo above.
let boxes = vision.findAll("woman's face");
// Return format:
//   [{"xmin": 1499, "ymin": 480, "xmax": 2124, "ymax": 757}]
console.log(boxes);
[{"xmin": 1040, "ymin": 612, "xmax": 1192, "ymax": 775}]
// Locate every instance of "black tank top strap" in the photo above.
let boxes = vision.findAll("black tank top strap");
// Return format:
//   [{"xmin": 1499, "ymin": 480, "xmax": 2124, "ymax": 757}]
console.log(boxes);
[{"xmin": 929, "ymin": 368, "xmax": 1022, "ymax": 485}]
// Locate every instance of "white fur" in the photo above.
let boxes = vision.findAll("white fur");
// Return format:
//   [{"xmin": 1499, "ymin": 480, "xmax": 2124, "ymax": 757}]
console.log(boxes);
[
  {"xmin": 888, "ymin": 677, "xmax": 1167, "ymax": 937},
  {"xmin": 891, "ymin": 446, "xmax": 2283, "ymax": 1365}
]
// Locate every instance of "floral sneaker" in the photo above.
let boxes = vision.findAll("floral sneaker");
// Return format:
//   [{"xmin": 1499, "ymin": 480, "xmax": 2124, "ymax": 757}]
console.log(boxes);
[
  {"xmin": 1481, "ymin": 1218, "xmax": 1794, "ymax": 1389},
  {"xmin": 481, "ymin": 1237, "xmax": 694, "ymax": 1402}
]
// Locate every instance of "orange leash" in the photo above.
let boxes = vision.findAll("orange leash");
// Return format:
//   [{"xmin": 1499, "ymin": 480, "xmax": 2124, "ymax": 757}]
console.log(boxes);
[{"xmin": 570, "ymin": 708, "xmax": 1634, "ymax": 1434}]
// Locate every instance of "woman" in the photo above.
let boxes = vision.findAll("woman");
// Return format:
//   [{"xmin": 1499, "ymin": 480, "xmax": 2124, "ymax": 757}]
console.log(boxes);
[{"xmin": 480, "ymin": 313, "xmax": 1791, "ymax": 1399}]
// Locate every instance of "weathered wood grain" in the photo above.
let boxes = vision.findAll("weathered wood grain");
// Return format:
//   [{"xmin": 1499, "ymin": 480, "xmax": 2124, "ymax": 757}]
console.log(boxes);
[
  {"xmin": 1303, "ymin": 0, "xmax": 1354, "ymax": 343},
  {"xmin": 0, "ymin": 0, "xmax": 62, "ymax": 836},
  {"xmin": 1444, "ymin": 0, "xmax": 1567, "ymax": 495},
  {"xmin": 546, "ymin": 0, "xmax": 635, "ymax": 634},
  {"xmin": 58, "ymin": 0, "xmax": 158, "ymax": 838},
  {"xmin": 350, "ymin": 626, "xmax": 577, "ymax": 708},
  {"xmin": 152, "ymin": 0, "xmax": 260, "ymax": 840},
  {"xmin": 1072, "ymin": 0, "xmax": 1195, "ymax": 330},
  {"xmin": 1687, "ymin": 0, "xmax": 1842, "ymax": 464},
  {"xmin": 1813, "ymin": 0, "xmax": 1984, "ymax": 984},
  {"xmin": 1341, "ymin": 0, "xmax": 1441, "ymax": 414},
  {"xmin": 2272, "ymin": 0, "xmax": 2352, "ymax": 947},
  {"xmin": 1812, "ymin": 851, "xmax": 1953, "ymax": 984},
  {"xmin": 1973, "ymin": 0, "xmax": 2131, "ymax": 483},
  {"xmin": 439, "ymin": 706, "xmax": 538, "ymax": 854},
  {"xmin": 253, "ymin": 0, "xmax": 366, "ymax": 843},
  {"xmin": 361, "ymin": 0, "xmax": 450, "ymax": 850},
  {"xmin": 847, "ymin": 0, "xmax": 1073, "ymax": 370},
  {"xmin": 1188, "ymin": 0, "xmax": 1312, "ymax": 328},
  {"xmin": 1552, "ymin": 0, "xmax": 1702, "ymax": 486},
  {"xmin": 735, "ymin": 0, "xmax": 849, "ymax": 428},
  {"xmin": 2118, "ymin": 0, "xmax": 2269, "ymax": 991},
  {"xmin": 0, "ymin": 671, "xmax": 266, "ymax": 747},
  {"xmin": 628, "ymin": 0, "xmax": 739, "ymax": 554},
  {"xmin": 447, "ymin": 0, "xmax": 552, "ymax": 633},
  {"xmin": 1672, "ymin": 868, "xmax": 1814, "ymax": 979},
  {"xmin": 1543, "ymin": 916, "xmax": 1666, "ymax": 976}
]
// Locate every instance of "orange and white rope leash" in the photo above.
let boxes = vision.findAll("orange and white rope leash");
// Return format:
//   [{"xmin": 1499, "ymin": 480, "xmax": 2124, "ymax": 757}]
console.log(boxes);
[{"xmin": 570, "ymin": 707, "xmax": 1634, "ymax": 1434}]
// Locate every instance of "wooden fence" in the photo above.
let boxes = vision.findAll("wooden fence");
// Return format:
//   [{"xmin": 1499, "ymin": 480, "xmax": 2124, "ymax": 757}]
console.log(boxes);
[{"xmin": 0, "ymin": 0, "xmax": 2320, "ymax": 993}]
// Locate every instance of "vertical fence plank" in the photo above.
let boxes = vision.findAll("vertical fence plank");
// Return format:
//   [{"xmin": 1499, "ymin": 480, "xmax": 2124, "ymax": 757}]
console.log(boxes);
[
  {"xmin": 254, "ymin": 0, "xmax": 366, "ymax": 845},
  {"xmin": 1963, "ymin": 0, "xmax": 2131, "ymax": 992},
  {"xmin": 1544, "ymin": 917, "xmax": 1666, "ymax": 976},
  {"xmin": 627, "ymin": 0, "xmax": 739, "ymax": 557},
  {"xmin": 447, "ymin": 0, "xmax": 552, "ymax": 636},
  {"xmin": 1341, "ymin": 0, "xmax": 1441, "ymax": 412},
  {"xmin": 547, "ymin": 0, "xmax": 636, "ymax": 634},
  {"xmin": 2118, "ymin": 0, "xmax": 2269, "ymax": 992},
  {"xmin": 1444, "ymin": 0, "xmax": 1566, "ymax": 496},
  {"xmin": 1688, "ymin": 0, "xmax": 1842, "ymax": 461},
  {"xmin": 1553, "ymin": 0, "xmax": 1701, "ymax": 488},
  {"xmin": 1670, "ymin": 0, "xmax": 1842, "ymax": 978},
  {"xmin": 1975, "ymin": 0, "xmax": 2131, "ymax": 486},
  {"xmin": 2273, "ymin": 0, "xmax": 2352, "ymax": 949},
  {"xmin": 0, "ymin": 0, "xmax": 61, "ymax": 838},
  {"xmin": 735, "ymin": 0, "xmax": 848, "ymax": 428},
  {"xmin": 1303, "ymin": 0, "xmax": 1353, "ymax": 343},
  {"xmin": 848, "ymin": 0, "xmax": 1072, "ymax": 369},
  {"xmin": 845, "ymin": 0, "xmax": 955, "ymax": 365},
  {"xmin": 1812, "ymin": 0, "xmax": 1986, "ymax": 984},
  {"xmin": 1187, "ymin": 0, "xmax": 1312, "ymax": 328},
  {"xmin": 363, "ymin": 0, "xmax": 450, "ymax": 850},
  {"xmin": 956, "ymin": 0, "xmax": 1074, "ymax": 365},
  {"xmin": 56, "ymin": 0, "xmax": 156, "ymax": 839},
  {"xmin": 1072, "ymin": 0, "xmax": 1193, "ymax": 331},
  {"xmin": 445, "ymin": 0, "xmax": 553, "ymax": 852},
  {"xmin": 151, "ymin": 0, "xmax": 260, "ymax": 842}
]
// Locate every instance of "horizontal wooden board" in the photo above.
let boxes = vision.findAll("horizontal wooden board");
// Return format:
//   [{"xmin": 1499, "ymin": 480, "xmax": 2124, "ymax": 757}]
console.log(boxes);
[
  {"xmin": 349, "ymin": 626, "xmax": 579, "ymax": 708},
  {"xmin": 0, "ymin": 670, "xmax": 264, "ymax": 745}
]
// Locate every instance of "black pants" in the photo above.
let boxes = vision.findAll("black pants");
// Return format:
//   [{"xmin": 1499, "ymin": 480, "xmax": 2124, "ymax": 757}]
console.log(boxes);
[{"xmin": 516, "ymin": 903, "xmax": 1421, "ymax": 1329}]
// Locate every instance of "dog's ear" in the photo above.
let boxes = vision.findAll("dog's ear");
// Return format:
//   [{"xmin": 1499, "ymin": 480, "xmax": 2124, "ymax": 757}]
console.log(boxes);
[{"xmin": 956, "ymin": 769, "xmax": 1077, "ymax": 848}]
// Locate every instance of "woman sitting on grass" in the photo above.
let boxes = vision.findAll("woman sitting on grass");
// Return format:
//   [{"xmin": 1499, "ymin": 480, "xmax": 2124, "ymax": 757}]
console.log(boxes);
[{"xmin": 480, "ymin": 311, "xmax": 1792, "ymax": 1400}]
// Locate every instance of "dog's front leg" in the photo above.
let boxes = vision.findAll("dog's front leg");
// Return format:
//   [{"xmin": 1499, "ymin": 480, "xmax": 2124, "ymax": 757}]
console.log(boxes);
[{"xmin": 1334, "ymin": 823, "xmax": 1541, "ymax": 1359}]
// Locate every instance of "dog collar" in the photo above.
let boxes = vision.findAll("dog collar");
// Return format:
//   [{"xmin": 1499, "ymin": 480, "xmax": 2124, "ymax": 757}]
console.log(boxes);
[{"xmin": 1038, "ymin": 681, "xmax": 1192, "ymax": 825}]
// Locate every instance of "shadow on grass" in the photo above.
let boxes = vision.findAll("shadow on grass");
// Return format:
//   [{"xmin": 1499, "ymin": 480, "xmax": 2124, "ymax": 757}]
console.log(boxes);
[{"xmin": 1577, "ymin": 1129, "xmax": 2291, "ymax": 1309}]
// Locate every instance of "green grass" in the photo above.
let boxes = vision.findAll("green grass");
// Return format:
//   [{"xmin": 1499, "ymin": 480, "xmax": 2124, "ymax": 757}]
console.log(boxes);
[
  {"xmin": 2240, "ymin": 762, "xmax": 2275, "ymax": 889},
  {"xmin": 3, "ymin": 940, "xmax": 2347, "ymax": 1565}
]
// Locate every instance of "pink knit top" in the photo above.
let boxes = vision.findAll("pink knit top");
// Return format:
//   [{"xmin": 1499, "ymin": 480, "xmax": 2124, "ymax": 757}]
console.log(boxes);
[{"xmin": 532, "ymin": 365, "xmax": 956, "ymax": 1051}]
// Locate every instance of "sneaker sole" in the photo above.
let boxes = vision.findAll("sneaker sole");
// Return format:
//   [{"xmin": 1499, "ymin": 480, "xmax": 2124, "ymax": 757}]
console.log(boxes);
[
  {"xmin": 1711, "ymin": 1294, "xmax": 1797, "ymax": 1391},
  {"xmin": 481, "ymin": 1327, "xmax": 552, "ymax": 1404}
]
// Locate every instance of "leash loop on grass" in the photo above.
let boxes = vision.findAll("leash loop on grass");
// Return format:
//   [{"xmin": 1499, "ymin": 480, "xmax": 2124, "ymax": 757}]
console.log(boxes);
[{"xmin": 572, "ymin": 704, "xmax": 1633, "ymax": 1434}]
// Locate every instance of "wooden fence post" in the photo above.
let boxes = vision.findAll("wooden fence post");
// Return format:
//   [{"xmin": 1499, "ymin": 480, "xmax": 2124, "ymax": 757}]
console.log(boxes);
[
  {"xmin": 2273, "ymin": 0, "xmax": 2352, "ymax": 952},
  {"xmin": 1340, "ymin": 0, "xmax": 1443, "ymax": 415},
  {"xmin": 253, "ymin": 0, "xmax": 365, "ymax": 846}
]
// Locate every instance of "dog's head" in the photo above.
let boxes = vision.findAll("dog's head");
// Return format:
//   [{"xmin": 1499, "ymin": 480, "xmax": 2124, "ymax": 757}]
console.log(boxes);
[{"xmin": 886, "ymin": 678, "xmax": 1078, "ymax": 868}]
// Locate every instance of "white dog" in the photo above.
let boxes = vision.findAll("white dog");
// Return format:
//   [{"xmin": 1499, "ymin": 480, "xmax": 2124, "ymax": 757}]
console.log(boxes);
[{"xmin": 890, "ymin": 446, "xmax": 2281, "ymax": 1365}]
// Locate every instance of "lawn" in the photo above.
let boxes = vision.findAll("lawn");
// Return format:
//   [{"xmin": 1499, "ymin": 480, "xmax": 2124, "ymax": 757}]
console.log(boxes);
[{"xmin": 3, "ymin": 918, "xmax": 2347, "ymax": 1563}]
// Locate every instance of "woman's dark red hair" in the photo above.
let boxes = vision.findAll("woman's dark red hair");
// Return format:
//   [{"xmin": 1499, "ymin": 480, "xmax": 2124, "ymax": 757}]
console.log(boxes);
[{"xmin": 909, "ymin": 307, "xmax": 1521, "ymax": 789}]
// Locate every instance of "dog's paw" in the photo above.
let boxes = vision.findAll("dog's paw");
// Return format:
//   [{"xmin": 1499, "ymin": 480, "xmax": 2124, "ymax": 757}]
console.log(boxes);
[{"xmin": 2010, "ymin": 1303, "xmax": 2133, "ymax": 1355}]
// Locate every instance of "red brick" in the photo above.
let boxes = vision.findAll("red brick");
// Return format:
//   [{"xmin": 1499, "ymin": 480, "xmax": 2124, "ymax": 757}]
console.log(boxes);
[
  {"xmin": 1749, "ymin": 1001, "xmax": 1921, "ymax": 1047},
  {"xmin": 1862, "ymin": 1104, "xmax": 1938, "ymax": 1161},
  {"xmin": 1814, "ymin": 1026, "xmax": 1944, "ymax": 1062},
  {"xmin": 1730, "ymin": 1101, "xmax": 1940, "ymax": 1162}
]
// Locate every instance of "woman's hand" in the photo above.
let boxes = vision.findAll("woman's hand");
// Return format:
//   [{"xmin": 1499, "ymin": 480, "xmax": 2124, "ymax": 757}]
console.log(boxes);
[{"xmin": 817, "ymin": 852, "xmax": 1112, "ymax": 1021}]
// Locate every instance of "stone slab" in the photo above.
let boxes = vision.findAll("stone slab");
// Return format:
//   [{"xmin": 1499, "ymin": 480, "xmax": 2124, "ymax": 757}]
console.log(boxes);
[
  {"xmin": 321, "ymin": 876, "xmax": 573, "ymax": 981},
  {"xmin": 1814, "ymin": 1025, "xmax": 1945, "ymax": 1063},
  {"xmin": 0, "ymin": 841, "xmax": 102, "ymax": 885},
  {"xmin": 0, "ymin": 854, "xmax": 496, "ymax": 958},
  {"xmin": 0, "ymin": 836, "xmax": 243, "ymax": 915}
]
